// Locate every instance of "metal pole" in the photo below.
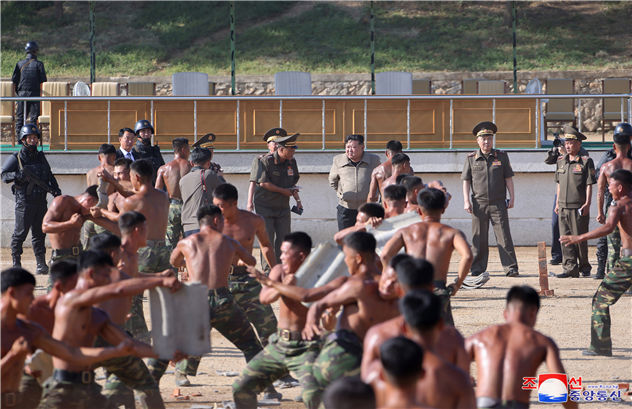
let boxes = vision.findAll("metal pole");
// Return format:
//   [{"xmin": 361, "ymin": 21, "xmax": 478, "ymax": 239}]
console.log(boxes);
[
  {"xmin": 364, "ymin": 99, "xmax": 368, "ymax": 143},
  {"xmin": 578, "ymin": 98, "xmax": 582, "ymax": 133},
  {"xmin": 449, "ymin": 99, "xmax": 453, "ymax": 149},
  {"xmin": 370, "ymin": 1, "xmax": 375, "ymax": 95},
  {"xmin": 236, "ymin": 100, "xmax": 240, "ymax": 150},
  {"xmin": 279, "ymin": 100, "xmax": 283, "ymax": 127},
  {"xmin": 230, "ymin": 1, "xmax": 236, "ymax": 96},
  {"xmin": 492, "ymin": 98, "xmax": 496, "ymax": 148},
  {"xmin": 150, "ymin": 100, "xmax": 154, "ymax": 145},
  {"xmin": 64, "ymin": 100, "xmax": 68, "ymax": 151},
  {"xmin": 535, "ymin": 98, "xmax": 539, "ymax": 148},
  {"xmin": 628, "ymin": 97, "xmax": 631, "ymax": 124},
  {"xmin": 107, "ymin": 100, "xmax": 110, "ymax": 144},
  {"xmin": 89, "ymin": 1, "xmax": 96, "ymax": 85},
  {"xmin": 194, "ymin": 100, "xmax": 197, "ymax": 143},
  {"xmin": 512, "ymin": 1, "xmax": 517, "ymax": 94},
  {"xmin": 622, "ymin": 97, "xmax": 625, "ymax": 123},
  {"xmin": 322, "ymin": 99, "xmax": 326, "ymax": 150},
  {"xmin": 407, "ymin": 99, "xmax": 410, "ymax": 149}
]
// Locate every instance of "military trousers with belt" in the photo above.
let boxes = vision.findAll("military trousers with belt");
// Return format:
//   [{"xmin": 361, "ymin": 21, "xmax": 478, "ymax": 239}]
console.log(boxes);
[
  {"xmin": 255, "ymin": 205, "xmax": 291, "ymax": 272},
  {"xmin": 559, "ymin": 208, "xmax": 591, "ymax": 276},
  {"xmin": 470, "ymin": 199, "xmax": 518, "ymax": 274}
]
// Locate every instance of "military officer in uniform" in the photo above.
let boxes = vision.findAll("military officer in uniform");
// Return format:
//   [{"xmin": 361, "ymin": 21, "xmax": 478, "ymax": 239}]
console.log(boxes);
[
  {"xmin": 462, "ymin": 121, "xmax": 519, "ymax": 277},
  {"xmin": 133, "ymin": 119, "xmax": 165, "ymax": 177},
  {"xmin": 192, "ymin": 132, "xmax": 225, "ymax": 183},
  {"xmin": 12, "ymin": 41, "xmax": 47, "ymax": 137},
  {"xmin": 254, "ymin": 131, "xmax": 302, "ymax": 271},
  {"xmin": 555, "ymin": 125, "xmax": 597, "ymax": 278},
  {"xmin": 1, "ymin": 124, "xmax": 61, "ymax": 273},
  {"xmin": 247, "ymin": 129, "xmax": 281, "ymax": 212}
]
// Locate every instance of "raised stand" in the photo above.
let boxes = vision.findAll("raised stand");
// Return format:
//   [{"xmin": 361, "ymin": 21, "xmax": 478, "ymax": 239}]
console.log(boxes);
[{"xmin": 537, "ymin": 241, "xmax": 554, "ymax": 296}]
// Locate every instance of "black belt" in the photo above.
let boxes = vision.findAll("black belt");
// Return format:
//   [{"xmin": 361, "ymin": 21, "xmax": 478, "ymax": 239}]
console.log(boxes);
[
  {"xmin": 326, "ymin": 329, "xmax": 362, "ymax": 346},
  {"xmin": 1, "ymin": 392, "xmax": 22, "ymax": 407},
  {"xmin": 278, "ymin": 329, "xmax": 303, "ymax": 341},
  {"xmin": 230, "ymin": 266, "xmax": 249, "ymax": 275},
  {"xmin": 53, "ymin": 369, "xmax": 94, "ymax": 384},
  {"xmin": 169, "ymin": 198, "xmax": 183, "ymax": 205},
  {"xmin": 208, "ymin": 287, "xmax": 231, "ymax": 297},
  {"xmin": 52, "ymin": 246, "xmax": 82, "ymax": 257}
]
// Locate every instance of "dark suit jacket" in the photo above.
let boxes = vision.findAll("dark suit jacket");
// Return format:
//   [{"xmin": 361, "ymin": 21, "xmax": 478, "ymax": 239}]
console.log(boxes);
[{"xmin": 115, "ymin": 148, "xmax": 141, "ymax": 161}]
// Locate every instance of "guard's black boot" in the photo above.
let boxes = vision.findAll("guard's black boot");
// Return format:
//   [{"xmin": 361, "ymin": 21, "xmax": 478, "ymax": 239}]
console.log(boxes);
[
  {"xmin": 36, "ymin": 255, "xmax": 48, "ymax": 275},
  {"xmin": 12, "ymin": 254, "xmax": 21, "ymax": 268},
  {"xmin": 593, "ymin": 265, "xmax": 606, "ymax": 280}
]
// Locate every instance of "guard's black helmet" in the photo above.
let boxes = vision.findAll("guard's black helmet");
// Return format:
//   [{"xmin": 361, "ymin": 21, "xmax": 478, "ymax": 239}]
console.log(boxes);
[
  {"xmin": 614, "ymin": 123, "xmax": 632, "ymax": 138},
  {"xmin": 134, "ymin": 119, "xmax": 154, "ymax": 137},
  {"xmin": 25, "ymin": 41, "xmax": 39, "ymax": 53},
  {"xmin": 19, "ymin": 124, "xmax": 41, "ymax": 142}
]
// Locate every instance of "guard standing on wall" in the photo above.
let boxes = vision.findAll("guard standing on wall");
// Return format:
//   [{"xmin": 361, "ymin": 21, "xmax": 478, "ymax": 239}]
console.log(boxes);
[
  {"xmin": 1, "ymin": 124, "xmax": 61, "ymax": 273},
  {"xmin": 12, "ymin": 41, "xmax": 47, "ymax": 138},
  {"xmin": 462, "ymin": 121, "xmax": 519, "ymax": 277},
  {"xmin": 254, "ymin": 131, "xmax": 302, "ymax": 271}
]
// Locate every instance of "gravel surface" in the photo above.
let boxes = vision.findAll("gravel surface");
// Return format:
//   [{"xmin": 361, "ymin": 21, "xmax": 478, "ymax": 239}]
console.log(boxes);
[{"xmin": 4, "ymin": 245, "xmax": 630, "ymax": 408}]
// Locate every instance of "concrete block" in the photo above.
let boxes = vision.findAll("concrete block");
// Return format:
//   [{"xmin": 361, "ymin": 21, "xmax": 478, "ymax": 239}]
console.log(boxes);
[
  {"xmin": 294, "ymin": 242, "xmax": 349, "ymax": 305},
  {"xmin": 366, "ymin": 211, "xmax": 422, "ymax": 254},
  {"xmin": 149, "ymin": 282, "xmax": 211, "ymax": 360}
]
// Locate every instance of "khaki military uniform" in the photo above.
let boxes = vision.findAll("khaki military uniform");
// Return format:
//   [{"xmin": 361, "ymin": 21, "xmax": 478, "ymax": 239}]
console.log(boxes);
[
  {"xmin": 556, "ymin": 153, "xmax": 597, "ymax": 276},
  {"xmin": 462, "ymin": 149, "xmax": 518, "ymax": 275},
  {"xmin": 254, "ymin": 151, "xmax": 300, "ymax": 271}
]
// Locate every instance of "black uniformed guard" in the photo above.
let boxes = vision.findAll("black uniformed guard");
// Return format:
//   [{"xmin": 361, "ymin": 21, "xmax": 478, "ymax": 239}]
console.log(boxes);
[
  {"xmin": 192, "ymin": 133, "xmax": 225, "ymax": 182},
  {"xmin": 462, "ymin": 121, "xmax": 519, "ymax": 277},
  {"xmin": 12, "ymin": 41, "xmax": 47, "ymax": 137},
  {"xmin": 254, "ymin": 129, "xmax": 302, "ymax": 271},
  {"xmin": 555, "ymin": 125, "xmax": 597, "ymax": 278},
  {"xmin": 133, "ymin": 119, "xmax": 165, "ymax": 175},
  {"xmin": 1, "ymin": 124, "xmax": 61, "ymax": 274}
]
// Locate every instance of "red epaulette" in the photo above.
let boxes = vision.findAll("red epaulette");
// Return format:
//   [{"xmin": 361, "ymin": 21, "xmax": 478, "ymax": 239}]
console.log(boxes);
[
  {"xmin": 256, "ymin": 153, "xmax": 267, "ymax": 159},
  {"xmin": 582, "ymin": 155, "xmax": 590, "ymax": 161},
  {"xmin": 495, "ymin": 149, "xmax": 507, "ymax": 155},
  {"xmin": 265, "ymin": 154, "xmax": 275, "ymax": 161},
  {"xmin": 467, "ymin": 151, "xmax": 476, "ymax": 157}
]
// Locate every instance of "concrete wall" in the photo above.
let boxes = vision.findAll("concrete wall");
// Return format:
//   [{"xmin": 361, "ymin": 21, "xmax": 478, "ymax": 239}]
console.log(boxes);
[{"xmin": 1, "ymin": 150, "xmax": 607, "ymax": 248}]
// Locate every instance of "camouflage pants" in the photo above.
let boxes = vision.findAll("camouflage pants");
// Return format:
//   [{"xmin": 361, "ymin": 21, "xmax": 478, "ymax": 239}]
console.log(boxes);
[
  {"xmin": 94, "ymin": 335, "xmax": 164, "ymax": 409},
  {"xmin": 433, "ymin": 279, "xmax": 455, "ymax": 327},
  {"xmin": 138, "ymin": 241, "xmax": 174, "ymax": 275},
  {"xmin": 232, "ymin": 331, "xmax": 322, "ymax": 409},
  {"xmin": 607, "ymin": 225, "xmax": 621, "ymax": 273},
  {"xmin": 166, "ymin": 202, "xmax": 183, "ymax": 249},
  {"xmin": 312, "ymin": 329, "xmax": 363, "ymax": 401},
  {"xmin": 148, "ymin": 288, "xmax": 263, "ymax": 381},
  {"xmin": 589, "ymin": 255, "xmax": 632, "ymax": 355},
  {"xmin": 37, "ymin": 370, "xmax": 115, "ymax": 409},
  {"xmin": 19, "ymin": 371, "xmax": 42, "ymax": 409},
  {"xmin": 123, "ymin": 295, "xmax": 150, "ymax": 343},
  {"xmin": 229, "ymin": 273, "xmax": 278, "ymax": 345},
  {"xmin": 46, "ymin": 248, "xmax": 82, "ymax": 293},
  {"xmin": 82, "ymin": 220, "xmax": 110, "ymax": 250}
]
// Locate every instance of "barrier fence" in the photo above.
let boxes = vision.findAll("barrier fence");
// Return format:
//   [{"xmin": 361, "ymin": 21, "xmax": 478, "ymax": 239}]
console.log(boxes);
[{"xmin": 2, "ymin": 94, "xmax": 630, "ymax": 151}]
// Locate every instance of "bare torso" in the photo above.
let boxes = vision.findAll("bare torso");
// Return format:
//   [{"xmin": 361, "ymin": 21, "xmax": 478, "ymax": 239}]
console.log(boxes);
[
  {"xmin": 270, "ymin": 265, "xmax": 310, "ymax": 332},
  {"xmin": 94, "ymin": 268, "xmax": 132, "ymax": 326},
  {"xmin": 612, "ymin": 195, "xmax": 632, "ymax": 249},
  {"xmin": 602, "ymin": 157, "xmax": 632, "ymax": 180},
  {"xmin": 179, "ymin": 230, "xmax": 238, "ymax": 289},
  {"xmin": 400, "ymin": 222, "xmax": 459, "ymax": 282},
  {"xmin": 43, "ymin": 196, "xmax": 87, "ymax": 249},
  {"xmin": 119, "ymin": 248, "xmax": 140, "ymax": 278},
  {"xmin": 123, "ymin": 185, "xmax": 169, "ymax": 241},
  {"xmin": 156, "ymin": 158, "xmax": 192, "ymax": 200},
  {"xmin": 87, "ymin": 164, "xmax": 114, "ymax": 187},
  {"xmin": 26, "ymin": 294, "xmax": 56, "ymax": 335},
  {"xmin": 467, "ymin": 322, "xmax": 552, "ymax": 403},
  {"xmin": 223, "ymin": 210, "xmax": 265, "ymax": 265},
  {"xmin": 1, "ymin": 319, "xmax": 42, "ymax": 392}
]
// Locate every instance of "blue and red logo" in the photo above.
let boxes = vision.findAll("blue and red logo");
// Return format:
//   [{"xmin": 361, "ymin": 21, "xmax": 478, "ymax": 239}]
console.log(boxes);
[{"xmin": 537, "ymin": 374, "xmax": 568, "ymax": 403}]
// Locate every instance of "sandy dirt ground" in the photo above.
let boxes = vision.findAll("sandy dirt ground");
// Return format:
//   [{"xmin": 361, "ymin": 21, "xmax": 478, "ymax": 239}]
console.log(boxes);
[{"xmin": 3, "ymin": 245, "xmax": 630, "ymax": 408}]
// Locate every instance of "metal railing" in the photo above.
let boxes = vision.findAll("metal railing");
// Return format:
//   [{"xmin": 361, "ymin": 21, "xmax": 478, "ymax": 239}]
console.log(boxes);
[{"xmin": 3, "ymin": 94, "xmax": 631, "ymax": 151}]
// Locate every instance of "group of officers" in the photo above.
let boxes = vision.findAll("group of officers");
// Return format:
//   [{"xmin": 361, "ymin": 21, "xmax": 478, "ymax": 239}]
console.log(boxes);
[{"xmin": 2, "ymin": 93, "xmax": 632, "ymax": 408}]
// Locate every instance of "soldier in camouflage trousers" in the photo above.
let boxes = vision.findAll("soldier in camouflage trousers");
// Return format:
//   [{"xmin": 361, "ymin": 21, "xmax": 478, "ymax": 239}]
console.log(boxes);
[
  {"xmin": 606, "ymin": 208, "xmax": 621, "ymax": 273},
  {"xmin": 148, "ymin": 287, "xmax": 263, "ymax": 381},
  {"xmin": 232, "ymin": 331, "xmax": 322, "ymax": 409},
  {"xmin": 37, "ymin": 369, "xmax": 116, "ymax": 409},
  {"xmin": 82, "ymin": 220, "xmax": 110, "ymax": 250},
  {"xmin": 588, "ymin": 256, "xmax": 632, "ymax": 356},
  {"xmin": 312, "ymin": 329, "xmax": 363, "ymax": 393},
  {"xmin": 46, "ymin": 246, "xmax": 83, "ymax": 293},
  {"xmin": 229, "ymin": 272, "xmax": 278, "ymax": 344},
  {"xmin": 95, "ymin": 335, "xmax": 164, "ymax": 409}
]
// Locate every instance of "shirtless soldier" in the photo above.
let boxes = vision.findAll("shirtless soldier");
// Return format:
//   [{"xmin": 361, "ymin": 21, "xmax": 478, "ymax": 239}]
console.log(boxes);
[
  {"xmin": 233, "ymin": 232, "xmax": 323, "ymax": 409},
  {"xmin": 83, "ymin": 144, "xmax": 117, "ymax": 248},
  {"xmin": 302, "ymin": 232, "xmax": 401, "ymax": 401},
  {"xmin": 1, "ymin": 267, "xmax": 136, "ymax": 408},
  {"xmin": 560, "ymin": 168, "xmax": 632, "ymax": 357},
  {"xmin": 334, "ymin": 202, "xmax": 384, "ymax": 245},
  {"xmin": 172, "ymin": 184, "xmax": 281, "ymax": 386},
  {"xmin": 107, "ymin": 158, "xmax": 133, "ymax": 215},
  {"xmin": 595, "ymin": 130, "xmax": 632, "ymax": 279},
  {"xmin": 38, "ymin": 250, "xmax": 183, "ymax": 409},
  {"xmin": 466, "ymin": 286, "xmax": 576, "ymax": 409},
  {"xmin": 380, "ymin": 153, "xmax": 411, "ymax": 196},
  {"xmin": 368, "ymin": 140, "xmax": 404, "ymax": 203},
  {"xmin": 382, "ymin": 184, "xmax": 408, "ymax": 219},
  {"xmin": 381, "ymin": 188, "xmax": 473, "ymax": 326},
  {"xmin": 362, "ymin": 256, "xmax": 469, "ymax": 375},
  {"xmin": 148, "ymin": 204, "xmax": 264, "ymax": 386},
  {"xmin": 155, "ymin": 137, "xmax": 191, "ymax": 249},
  {"xmin": 379, "ymin": 336, "xmax": 428, "ymax": 409}
]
